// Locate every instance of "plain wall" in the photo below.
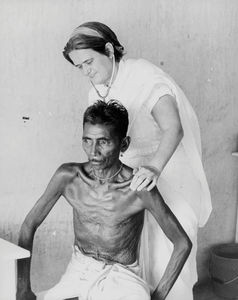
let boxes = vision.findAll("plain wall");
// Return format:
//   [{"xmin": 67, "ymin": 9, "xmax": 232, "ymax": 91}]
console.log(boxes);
[{"xmin": 0, "ymin": 0, "xmax": 238, "ymax": 291}]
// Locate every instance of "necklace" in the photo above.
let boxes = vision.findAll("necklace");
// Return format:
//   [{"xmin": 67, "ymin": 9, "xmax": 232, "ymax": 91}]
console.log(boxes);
[
  {"xmin": 92, "ymin": 163, "xmax": 123, "ymax": 182},
  {"xmin": 90, "ymin": 54, "xmax": 116, "ymax": 101}
]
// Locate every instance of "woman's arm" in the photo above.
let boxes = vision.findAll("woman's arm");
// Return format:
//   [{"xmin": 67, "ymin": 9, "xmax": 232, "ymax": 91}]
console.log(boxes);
[
  {"xmin": 150, "ymin": 94, "xmax": 183, "ymax": 171},
  {"xmin": 130, "ymin": 95, "xmax": 183, "ymax": 191}
]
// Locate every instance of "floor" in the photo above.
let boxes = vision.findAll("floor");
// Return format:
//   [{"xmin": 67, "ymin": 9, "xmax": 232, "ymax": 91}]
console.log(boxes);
[{"xmin": 193, "ymin": 281, "xmax": 235, "ymax": 300}]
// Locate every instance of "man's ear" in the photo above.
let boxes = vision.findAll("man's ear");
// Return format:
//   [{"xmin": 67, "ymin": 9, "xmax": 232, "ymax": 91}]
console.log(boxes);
[
  {"xmin": 120, "ymin": 136, "xmax": 130, "ymax": 153},
  {"xmin": 105, "ymin": 42, "xmax": 114, "ymax": 58}
]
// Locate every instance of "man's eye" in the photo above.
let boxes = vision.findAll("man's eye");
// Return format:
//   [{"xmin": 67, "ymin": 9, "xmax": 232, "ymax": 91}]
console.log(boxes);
[
  {"xmin": 99, "ymin": 140, "xmax": 108, "ymax": 146},
  {"xmin": 87, "ymin": 60, "xmax": 93, "ymax": 65},
  {"xmin": 83, "ymin": 139, "xmax": 92, "ymax": 145}
]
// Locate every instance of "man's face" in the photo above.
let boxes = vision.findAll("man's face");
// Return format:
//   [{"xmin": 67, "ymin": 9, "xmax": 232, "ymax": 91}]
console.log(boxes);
[
  {"xmin": 69, "ymin": 48, "xmax": 112, "ymax": 85},
  {"xmin": 82, "ymin": 122, "xmax": 121, "ymax": 170}
]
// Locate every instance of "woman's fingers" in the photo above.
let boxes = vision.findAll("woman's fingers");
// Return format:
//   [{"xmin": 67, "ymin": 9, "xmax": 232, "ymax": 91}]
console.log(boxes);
[
  {"xmin": 137, "ymin": 178, "xmax": 152, "ymax": 191},
  {"xmin": 133, "ymin": 167, "xmax": 152, "ymax": 178},
  {"xmin": 130, "ymin": 166, "xmax": 159, "ymax": 191},
  {"xmin": 146, "ymin": 177, "xmax": 158, "ymax": 191},
  {"xmin": 130, "ymin": 175, "xmax": 147, "ymax": 191}
]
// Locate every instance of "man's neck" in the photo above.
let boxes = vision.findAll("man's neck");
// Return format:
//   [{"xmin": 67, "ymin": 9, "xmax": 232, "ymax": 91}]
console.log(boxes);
[{"xmin": 90, "ymin": 161, "xmax": 123, "ymax": 184}]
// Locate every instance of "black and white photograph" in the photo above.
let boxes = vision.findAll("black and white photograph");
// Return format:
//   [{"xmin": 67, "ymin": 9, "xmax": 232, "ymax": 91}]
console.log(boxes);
[{"xmin": 0, "ymin": 1, "xmax": 237, "ymax": 299}]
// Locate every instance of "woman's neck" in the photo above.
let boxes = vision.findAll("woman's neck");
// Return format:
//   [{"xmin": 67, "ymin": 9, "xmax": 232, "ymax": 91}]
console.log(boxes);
[{"xmin": 105, "ymin": 61, "xmax": 119, "ymax": 87}]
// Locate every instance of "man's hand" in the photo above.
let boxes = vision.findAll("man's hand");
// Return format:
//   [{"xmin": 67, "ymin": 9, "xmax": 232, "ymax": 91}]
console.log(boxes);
[
  {"xmin": 151, "ymin": 295, "xmax": 162, "ymax": 300},
  {"xmin": 130, "ymin": 166, "xmax": 160, "ymax": 191},
  {"xmin": 16, "ymin": 289, "xmax": 36, "ymax": 300},
  {"xmin": 151, "ymin": 289, "xmax": 166, "ymax": 300}
]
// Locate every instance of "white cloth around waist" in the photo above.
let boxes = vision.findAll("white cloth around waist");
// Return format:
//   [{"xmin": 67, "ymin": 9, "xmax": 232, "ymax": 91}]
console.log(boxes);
[{"xmin": 37, "ymin": 246, "xmax": 150, "ymax": 300}]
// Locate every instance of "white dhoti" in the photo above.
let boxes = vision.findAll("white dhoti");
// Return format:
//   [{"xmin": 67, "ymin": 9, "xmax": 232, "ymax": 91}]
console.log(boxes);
[{"xmin": 37, "ymin": 247, "xmax": 150, "ymax": 300}]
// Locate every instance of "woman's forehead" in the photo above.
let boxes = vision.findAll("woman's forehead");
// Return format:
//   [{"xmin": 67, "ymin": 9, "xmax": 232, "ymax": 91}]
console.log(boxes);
[
  {"xmin": 69, "ymin": 48, "xmax": 97, "ymax": 65},
  {"xmin": 70, "ymin": 26, "xmax": 102, "ymax": 39}
]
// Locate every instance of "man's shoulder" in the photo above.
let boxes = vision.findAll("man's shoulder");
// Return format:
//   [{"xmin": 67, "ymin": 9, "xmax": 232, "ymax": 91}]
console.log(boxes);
[
  {"xmin": 55, "ymin": 162, "xmax": 85, "ymax": 179},
  {"xmin": 121, "ymin": 163, "xmax": 133, "ymax": 179}
]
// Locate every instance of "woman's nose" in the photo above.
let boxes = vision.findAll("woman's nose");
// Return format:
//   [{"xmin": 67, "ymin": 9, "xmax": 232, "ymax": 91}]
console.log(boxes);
[{"xmin": 82, "ymin": 64, "xmax": 91, "ymax": 76}]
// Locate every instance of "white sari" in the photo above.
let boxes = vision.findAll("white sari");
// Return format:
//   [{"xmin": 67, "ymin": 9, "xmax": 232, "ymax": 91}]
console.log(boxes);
[{"xmin": 88, "ymin": 58, "xmax": 212, "ymax": 299}]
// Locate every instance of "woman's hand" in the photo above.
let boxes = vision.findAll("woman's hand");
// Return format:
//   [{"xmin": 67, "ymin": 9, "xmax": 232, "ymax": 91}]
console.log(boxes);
[{"xmin": 130, "ymin": 165, "xmax": 160, "ymax": 191}]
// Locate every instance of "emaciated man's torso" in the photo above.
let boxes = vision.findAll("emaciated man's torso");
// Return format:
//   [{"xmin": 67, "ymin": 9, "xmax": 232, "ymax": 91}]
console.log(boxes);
[{"xmin": 61, "ymin": 163, "xmax": 145, "ymax": 265}]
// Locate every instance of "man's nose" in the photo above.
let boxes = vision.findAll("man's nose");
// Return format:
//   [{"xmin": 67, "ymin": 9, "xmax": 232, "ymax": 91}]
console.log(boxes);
[{"xmin": 90, "ymin": 142, "xmax": 99, "ymax": 156}]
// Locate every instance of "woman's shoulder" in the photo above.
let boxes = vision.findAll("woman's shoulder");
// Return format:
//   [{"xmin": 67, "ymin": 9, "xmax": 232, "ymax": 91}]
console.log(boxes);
[
  {"xmin": 124, "ymin": 57, "xmax": 153, "ymax": 69},
  {"xmin": 123, "ymin": 58, "xmax": 164, "ymax": 78},
  {"xmin": 124, "ymin": 57, "xmax": 158, "ymax": 67}
]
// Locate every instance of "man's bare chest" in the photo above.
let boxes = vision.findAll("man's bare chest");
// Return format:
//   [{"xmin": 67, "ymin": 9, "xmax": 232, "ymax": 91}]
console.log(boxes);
[{"xmin": 64, "ymin": 180, "xmax": 142, "ymax": 221}]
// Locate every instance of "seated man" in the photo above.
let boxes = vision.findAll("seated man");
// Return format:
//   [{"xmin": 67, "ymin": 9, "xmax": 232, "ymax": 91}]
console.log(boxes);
[{"xmin": 17, "ymin": 100, "xmax": 192, "ymax": 300}]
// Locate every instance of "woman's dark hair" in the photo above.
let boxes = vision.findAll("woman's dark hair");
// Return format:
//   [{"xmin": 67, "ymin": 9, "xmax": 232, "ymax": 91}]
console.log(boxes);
[
  {"xmin": 63, "ymin": 22, "xmax": 124, "ymax": 64},
  {"xmin": 83, "ymin": 100, "xmax": 128, "ymax": 141}
]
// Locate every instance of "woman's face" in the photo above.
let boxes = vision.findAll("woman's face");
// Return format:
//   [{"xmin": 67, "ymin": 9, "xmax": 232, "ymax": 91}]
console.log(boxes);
[{"xmin": 69, "ymin": 48, "xmax": 113, "ymax": 85}]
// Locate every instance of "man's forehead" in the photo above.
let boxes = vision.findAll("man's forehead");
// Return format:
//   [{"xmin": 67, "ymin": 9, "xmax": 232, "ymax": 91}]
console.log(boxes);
[{"xmin": 83, "ymin": 122, "xmax": 114, "ymax": 138}]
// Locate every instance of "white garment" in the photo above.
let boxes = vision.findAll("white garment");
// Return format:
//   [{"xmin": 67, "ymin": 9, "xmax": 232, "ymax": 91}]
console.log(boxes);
[
  {"xmin": 37, "ymin": 247, "xmax": 150, "ymax": 300},
  {"xmin": 88, "ymin": 58, "xmax": 212, "ymax": 298}
]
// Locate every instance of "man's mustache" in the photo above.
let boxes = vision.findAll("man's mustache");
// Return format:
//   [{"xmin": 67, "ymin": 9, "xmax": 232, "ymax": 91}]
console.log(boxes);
[{"xmin": 90, "ymin": 158, "xmax": 103, "ymax": 163}]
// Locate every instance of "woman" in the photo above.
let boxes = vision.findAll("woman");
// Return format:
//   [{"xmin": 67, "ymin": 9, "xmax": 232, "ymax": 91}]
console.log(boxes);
[{"xmin": 63, "ymin": 22, "xmax": 212, "ymax": 300}]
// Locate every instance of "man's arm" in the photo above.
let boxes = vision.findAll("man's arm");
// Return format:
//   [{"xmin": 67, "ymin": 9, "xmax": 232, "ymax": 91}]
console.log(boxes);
[
  {"xmin": 140, "ymin": 187, "xmax": 192, "ymax": 300},
  {"xmin": 17, "ymin": 165, "xmax": 67, "ymax": 300}
]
